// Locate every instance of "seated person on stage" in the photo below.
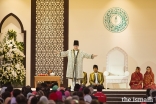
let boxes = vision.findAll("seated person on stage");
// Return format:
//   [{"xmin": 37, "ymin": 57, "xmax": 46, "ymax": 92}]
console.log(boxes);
[
  {"xmin": 143, "ymin": 66, "xmax": 156, "ymax": 89},
  {"xmin": 129, "ymin": 67, "xmax": 143, "ymax": 89},
  {"xmin": 80, "ymin": 71, "xmax": 87, "ymax": 86},
  {"xmin": 89, "ymin": 65, "xmax": 104, "ymax": 89}
]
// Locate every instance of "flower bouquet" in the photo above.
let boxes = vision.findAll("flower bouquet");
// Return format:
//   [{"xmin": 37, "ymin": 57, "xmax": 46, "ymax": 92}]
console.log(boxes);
[{"xmin": 0, "ymin": 30, "xmax": 25, "ymax": 85}]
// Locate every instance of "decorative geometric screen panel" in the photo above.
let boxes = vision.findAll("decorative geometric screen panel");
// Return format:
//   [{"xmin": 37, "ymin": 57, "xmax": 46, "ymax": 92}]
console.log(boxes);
[{"xmin": 36, "ymin": 0, "xmax": 64, "ymax": 83}]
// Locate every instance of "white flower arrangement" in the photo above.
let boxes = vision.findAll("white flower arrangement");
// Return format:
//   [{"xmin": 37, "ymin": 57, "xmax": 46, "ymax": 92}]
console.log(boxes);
[{"xmin": 0, "ymin": 30, "xmax": 26, "ymax": 85}]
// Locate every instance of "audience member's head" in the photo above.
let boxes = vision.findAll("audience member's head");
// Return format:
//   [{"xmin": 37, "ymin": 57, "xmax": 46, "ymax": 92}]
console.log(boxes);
[
  {"xmin": 49, "ymin": 100, "xmax": 56, "ymax": 104},
  {"xmin": 74, "ymin": 84, "xmax": 80, "ymax": 91},
  {"xmin": 16, "ymin": 94, "xmax": 27, "ymax": 104},
  {"xmin": 64, "ymin": 91, "xmax": 70, "ymax": 98},
  {"xmin": 59, "ymin": 87, "xmax": 65, "ymax": 91},
  {"xmin": 5, "ymin": 85, "xmax": 13, "ymax": 93},
  {"xmin": 25, "ymin": 86, "xmax": 32, "ymax": 93},
  {"xmin": 66, "ymin": 96, "xmax": 72, "ymax": 101},
  {"xmin": 79, "ymin": 100, "xmax": 86, "ymax": 104},
  {"xmin": 31, "ymin": 96, "xmax": 40, "ymax": 104},
  {"xmin": 72, "ymin": 95, "xmax": 79, "ymax": 101},
  {"xmin": 150, "ymin": 90, "xmax": 154, "ymax": 97},
  {"xmin": 36, "ymin": 87, "xmax": 41, "ymax": 92},
  {"xmin": 83, "ymin": 87, "xmax": 92, "ymax": 103},
  {"xmin": 77, "ymin": 91, "xmax": 83, "ymax": 98},
  {"xmin": 146, "ymin": 88, "xmax": 151, "ymax": 97},
  {"xmin": 90, "ymin": 100, "xmax": 100, "ymax": 104},
  {"xmin": 37, "ymin": 101, "xmax": 44, "ymax": 104},
  {"xmin": 39, "ymin": 96, "xmax": 49, "ymax": 104},
  {"xmin": 65, "ymin": 87, "xmax": 71, "ymax": 92},
  {"xmin": 27, "ymin": 92, "xmax": 33, "ymax": 99},
  {"xmin": 152, "ymin": 90, "xmax": 156, "ymax": 97},
  {"xmin": 83, "ymin": 87, "xmax": 90, "ymax": 95},
  {"xmin": 52, "ymin": 85, "xmax": 58, "ymax": 91},
  {"xmin": 55, "ymin": 100, "xmax": 63, "ymax": 104},
  {"xmin": 89, "ymin": 87, "xmax": 94, "ymax": 94},
  {"xmin": 71, "ymin": 99, "xmax": 79, "ymax": 104},
  {"xmin": 2, "ymin": 91, "xmax": 11, "ymax": 101},
  {"xmin": 0, "ymin": 87, "xmax": 7, "ymax": 95},
  {"xmin": 21, "ymin": 86, "xmax": 26, "ymax": 94},
  {"xmin": 52, "ymin": 82, "xmax": 58, "ymax": 88},
  {"xmin": 37, "ymin": 90, "xmax": 44, "ymax": 96},
  {"xmin": 72, "ymin": 92, "xmax": 78, "ymax": 96},
  {"xmin": 41, "ymin": 83, "xmax": 47, "ymax": 88},
  {"xmin": 84, "ymin": 95, "xmax": 92, "ymax": 103},
  {"xmin": 97, "ymin": 85, "xmax": 103, "ymax": 92},
  {"xmin": 13, "ymin": 89, "xmax": 21, "ymax": 97},
  {"xmin": 23, "ymin": 85, "xmax": 32, "ymax": 97},
  {"xmin": 64, "ymin": 100, "xmax": 71, "ymax": 104}
]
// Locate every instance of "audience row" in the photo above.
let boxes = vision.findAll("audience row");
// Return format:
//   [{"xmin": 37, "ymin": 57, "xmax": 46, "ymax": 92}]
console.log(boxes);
[{"xmin": 0, "ymin": 82, "xmax": 107, "ymax": 104}]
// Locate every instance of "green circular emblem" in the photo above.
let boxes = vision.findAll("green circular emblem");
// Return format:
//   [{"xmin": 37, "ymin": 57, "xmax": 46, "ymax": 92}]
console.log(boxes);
[{"xmin": 103, "ymin": 7, "xmax": 129, "ymax": 33}]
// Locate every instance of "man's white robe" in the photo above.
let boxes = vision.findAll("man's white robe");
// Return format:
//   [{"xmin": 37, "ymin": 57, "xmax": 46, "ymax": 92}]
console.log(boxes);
[{"xmin": 60, "ymin": 49, "xmax": 93, "ymax": 79}]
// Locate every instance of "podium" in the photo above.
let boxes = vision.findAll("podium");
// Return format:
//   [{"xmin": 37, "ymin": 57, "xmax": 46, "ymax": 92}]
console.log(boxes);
[{"xmin": 34, "ymin": 76, "xmax": 61, "ymax": 88}]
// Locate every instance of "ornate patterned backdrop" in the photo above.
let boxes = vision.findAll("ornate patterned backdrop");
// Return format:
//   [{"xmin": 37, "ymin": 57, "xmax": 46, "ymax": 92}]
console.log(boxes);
[{"xmin": 31, "ymin": 0, "xmax": 68, "ymax": 86}]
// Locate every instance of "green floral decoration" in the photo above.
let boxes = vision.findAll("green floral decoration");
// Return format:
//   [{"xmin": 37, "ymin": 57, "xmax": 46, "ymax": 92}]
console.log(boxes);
[{"xmin": 0, "ymin": 30, "xmax": 25, "ymax": 85}]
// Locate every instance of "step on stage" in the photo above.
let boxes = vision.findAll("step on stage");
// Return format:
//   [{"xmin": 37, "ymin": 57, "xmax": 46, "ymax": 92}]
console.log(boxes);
[{"xmin": 96, "ymin": 89, "xmax": 146, "ymax": 104}]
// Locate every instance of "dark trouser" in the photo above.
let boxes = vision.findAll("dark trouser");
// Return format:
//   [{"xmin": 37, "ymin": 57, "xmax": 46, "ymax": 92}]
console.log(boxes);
[{"xmin": 89, "ymin": 84, "xmax": 104, "ymax": 89}]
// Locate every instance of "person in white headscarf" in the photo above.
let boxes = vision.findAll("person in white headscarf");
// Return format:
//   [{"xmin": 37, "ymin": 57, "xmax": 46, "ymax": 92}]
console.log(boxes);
[{"xmin": 40, "ymin": 96, "xmax": 49, "ymax": 104}]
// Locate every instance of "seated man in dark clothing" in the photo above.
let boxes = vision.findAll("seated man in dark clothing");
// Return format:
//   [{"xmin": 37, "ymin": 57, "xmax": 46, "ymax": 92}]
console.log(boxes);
[{"xmin": 89, "ymin": 65, "xmax": 104, "ymax": 89}]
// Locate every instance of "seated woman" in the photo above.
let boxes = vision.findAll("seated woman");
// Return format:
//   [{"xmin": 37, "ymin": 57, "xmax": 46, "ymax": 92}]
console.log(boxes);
[
  {"xmin": 129, "ymin": 67, "xmax": 143, "ymax": 89},
  {"xmin": 143, "ymin": 66, "xmax": 156, "ymax": 89}
]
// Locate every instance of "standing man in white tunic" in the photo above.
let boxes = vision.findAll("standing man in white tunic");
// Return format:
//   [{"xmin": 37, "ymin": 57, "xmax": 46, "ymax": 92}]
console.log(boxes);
[{"xmin": 54, "ymin": 40, "xmax": 97, "ymax": 90}]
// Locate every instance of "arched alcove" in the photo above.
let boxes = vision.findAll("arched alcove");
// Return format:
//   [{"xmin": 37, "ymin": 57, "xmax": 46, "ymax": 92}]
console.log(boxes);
[
  {"xmin": 106, "ymin": 47, "xmax": 128, "ymax": 71},
  {"xmin": 0, "ymin": 13, "xmax": 26, "ymax": 67}
]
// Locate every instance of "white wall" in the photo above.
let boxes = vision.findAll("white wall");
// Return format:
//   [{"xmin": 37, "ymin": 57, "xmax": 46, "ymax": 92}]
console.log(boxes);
[
  {"xmin": 69, "ymin": 0, "xmax": 156, "ymax": 88},
  {"xmin": 0, "ymin": 0, "xmax": 31, "ymax": 85}
]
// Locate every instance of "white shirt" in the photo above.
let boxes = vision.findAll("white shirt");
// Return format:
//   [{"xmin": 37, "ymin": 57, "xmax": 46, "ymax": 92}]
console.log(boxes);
[
  {"xmin": 73, "ymin": 51, "xmax": 78, "ymax": 77},
  {"xmin": 75, "ymin": 51, "xmax": 78, "ymax": 56},
  {"xmin": 95, "ymin": 73, "xmax": 98, "ymax": 84}
]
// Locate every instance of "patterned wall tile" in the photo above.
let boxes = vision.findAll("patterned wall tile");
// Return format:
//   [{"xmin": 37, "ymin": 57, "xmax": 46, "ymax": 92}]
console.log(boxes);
[{"xmin": 36, "ymin": 0, "xmax": 64, "ymax": 83}]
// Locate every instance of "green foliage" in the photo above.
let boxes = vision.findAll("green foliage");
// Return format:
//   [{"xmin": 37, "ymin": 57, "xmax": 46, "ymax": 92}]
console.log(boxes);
[
  {"xmin": 7, "ymin": 30, "xmax": 17, "ymax": 41},
  {"xmin": 15, "ymin": 41, "xmax": 24, "ymax": 52}
]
